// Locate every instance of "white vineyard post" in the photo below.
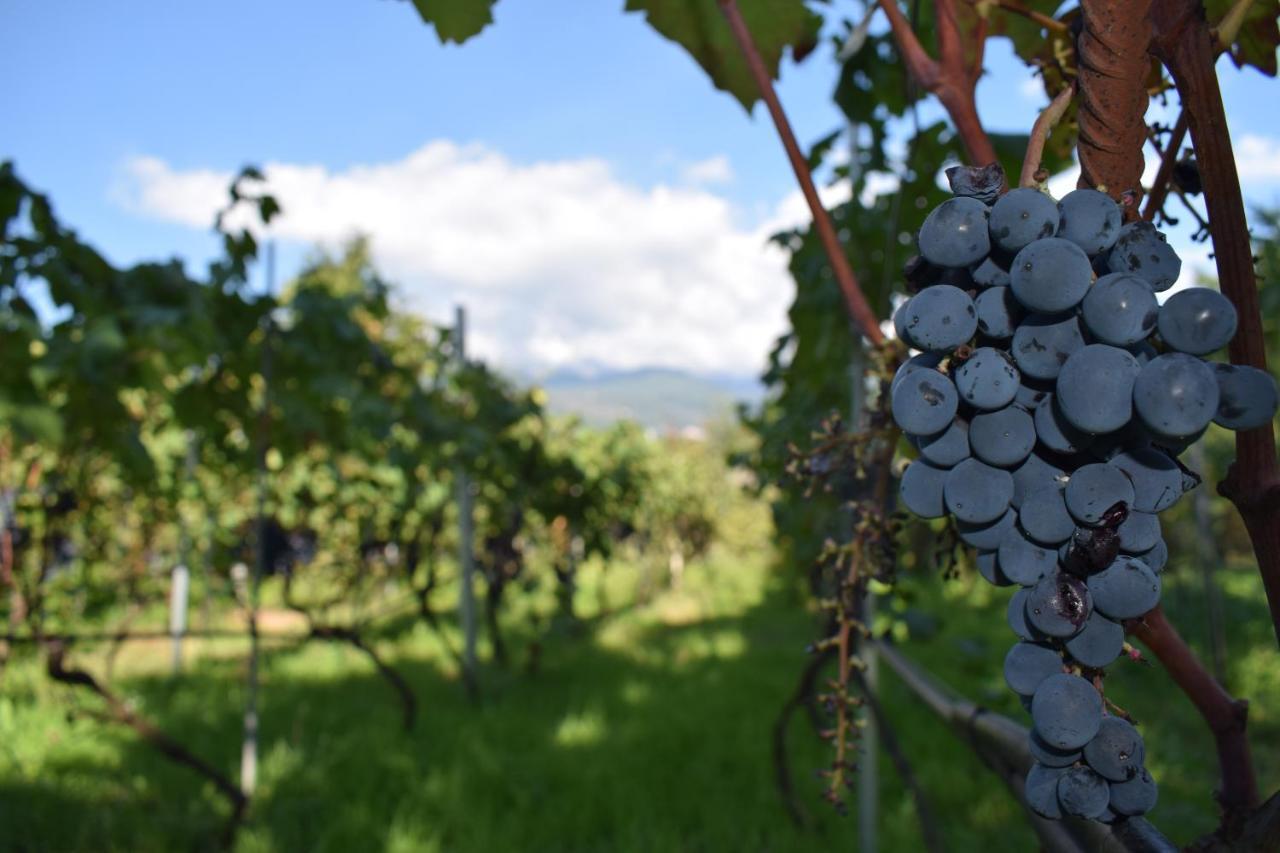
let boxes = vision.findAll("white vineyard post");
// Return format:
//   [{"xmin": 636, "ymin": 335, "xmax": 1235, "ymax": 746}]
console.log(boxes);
[
  {"xmin": 241, "ymin": 240, "xmax": 275, "ymax": 797},
  {"xmin": 169, "ymin": 564, "xmax": 190, "ymax": 676}
]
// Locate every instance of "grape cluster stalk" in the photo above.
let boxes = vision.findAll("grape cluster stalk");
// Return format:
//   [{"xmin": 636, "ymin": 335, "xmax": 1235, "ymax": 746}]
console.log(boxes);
[{"xmin": 890, "ymin": 186, "xmax": 1279, "ymax": 824}]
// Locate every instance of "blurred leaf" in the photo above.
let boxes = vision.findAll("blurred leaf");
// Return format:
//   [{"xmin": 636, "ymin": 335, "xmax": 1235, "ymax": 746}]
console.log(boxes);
[
  {"xmin": 624, "ymin": 0, "xmax": 821, "ymax": 110},
  {"xmin": 1206, "ymin": 0, "xmax": 1280, "ymax": 76},
  {"xmin": 409, "ymin": 0, "xmax": 499, "ymax": 44}
]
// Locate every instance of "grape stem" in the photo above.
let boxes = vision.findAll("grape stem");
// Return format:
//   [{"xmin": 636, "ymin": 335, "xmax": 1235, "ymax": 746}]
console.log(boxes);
[
  {"xmin": 715, "ymin": 0, "xmax": 885, "ymax": 345},
  {"xmin": 1020, "ymin": 82, "xmax": 1075, "ymax": 188},
  {"xmin": 875, "ymin": 0, "xmax": 999, "ymax": 169},
  {"xmin": 1129, "ymin": 606, "xmax": 1259, "ymax": 816},
  {"xmin": 1151, "ymin": 0, "xmax": 1280, "ymax": 653},
  {"xmin": 1142, "ymin": 111, "xmax": 1188, "ymax": 223}
]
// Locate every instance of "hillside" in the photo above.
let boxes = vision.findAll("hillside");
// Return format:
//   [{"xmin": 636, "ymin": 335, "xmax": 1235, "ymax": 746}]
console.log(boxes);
[{"xmin": 538, "ymin": 367, "xmax": 763, "ymax": 430}]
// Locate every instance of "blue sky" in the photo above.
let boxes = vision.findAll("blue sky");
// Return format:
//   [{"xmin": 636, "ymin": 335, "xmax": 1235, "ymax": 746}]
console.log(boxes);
[{"xmin": 5, "ymin": 1, "xmax": 1279, "ymax": 376}]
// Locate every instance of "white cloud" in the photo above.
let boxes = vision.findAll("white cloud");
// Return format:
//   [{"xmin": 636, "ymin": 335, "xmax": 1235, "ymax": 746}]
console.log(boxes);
[
  {"xmin": 117, "ymin": 142, "xmax": 815, "ymax": 376},
  {"xmin": 1236, "ymin": 134, "xmax": 1280, "ymax": 181},
  {"xmin": 1020, "ymin": 77, "xmax": 1045, "ymax": 102},
  {"xmin": 680, "ymin": 155, "xmax": 734, "ymax": 186}
]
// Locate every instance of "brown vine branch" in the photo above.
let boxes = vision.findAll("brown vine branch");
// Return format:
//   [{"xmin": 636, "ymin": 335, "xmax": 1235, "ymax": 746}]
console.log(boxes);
[
  {"xmin": 1151, "ymin": 0, "xmax": 1280, "ymax": 650},
  {"xmin": 716, "ymin": 0, "xmax": 884, "ymax": 345},
  {"xmin": 1129, "ymin": 606, "xmax": 1259, "ymax": 818},
  {"xmin": 1021, "ymin": 82, "xmax": 1076, "ymax": 187},
  {"xmin": 45, "ymin": 640, "xmax": 248, "ymax": 845},
  {"xmin": 1076, "ymin": 0, "xmax": 1153, "ymax": 210},
  {"xmin": 876, "ymin": 0, "xmax": 999, "ymax": 167},
  {"xmin": 1142, "ymin": 110, "xmax": 1189, "ymax": 222},
  {"xmin": 309, "ymin": 625, "xmax": 417, "ymax": 731}
]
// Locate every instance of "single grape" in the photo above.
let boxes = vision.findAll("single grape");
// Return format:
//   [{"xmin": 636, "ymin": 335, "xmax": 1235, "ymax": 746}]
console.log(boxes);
[
  {"xmin": 901, "ymin": 285, "xmax": 979, "ymax": 352},
  {"xmin": 1030, "ymin": 730, "xmax": 1082, "ymax": 768},
  {"xmin": 1031, "ymin": 673, "xmax": 1103, "ymax": 751},
  {"xmin": 893, "ymin": 301, "xmax": 917, "ymax": 348},
  {"xmin": 971, "ymin": 255, "xmax": 1011, "ymax": 288},
  {"xmin": 1008, "ymin": 587, "xmax": 1043, "ymax": 641},
  {"xmin": 1212, "ymin": 363, "xmax": 1280, "ymax": 431},
  {"xmin": 1025, "ymin": 763, "xmax": 1066, "ymax": 819},
  {"xmin": 1058, "ymin": 766, "xmax": 1111, "ymax": 819},
  {"xmin": 919, "ymin": 197, "xmax": 992, "ymax": 268},
  {"xmin": 1133, "ymin": 353, "xmax": 1220, "ymax": 439},
  {"xmin": 945, "ymin": 458, "xmax": 1014, "ymax": 524},
  {"xmin": 1117, "ymin": 510, "xmax": 1161, "ymax": 554},
  {"xmin": 976, "ymin": 549, "xmax": 1012, "ymax": 586},
  {"xmin": 1106, "ymin": 221, "xmax": 1181, "ymax": 291},
  {"xmin": 1065, "ymin": 463, "xmax": 1136, "ymax": 526},
  {"xmin": 918, "ymin": 418, "xmax": 970, "ymax": 468},
  {"xmin": 1137, "ymin": 538, "xmax": 1168, "ymax": 573},
  {"xmin": 892, "ymin": 369, "xmax": 961, "ymax": 436},
  {"xmin": 1004, "ymin": 641, "xmax": 1063, "ymax": 696},
  {"xmin": 954, "ymin": 347, "xmax": 1021, "ymax": 410},
  {"xmin": 1010, "ymin": 237, "xmax": 1094, "ymax": 313},
  {"xmin": 1084, "ymin": 716, "xmax": 1145, "ymax": 783},
  {"xmin": 1064, "ymin": 611, "xmax": 1125, "ymax": 668},
  {"xmin": 899, "ymin": 460, "xmax": 950, "ymax": 518},
  {"xmin": 974, "ymin": 286, "xmax": 1023, "ymax": 340},
  {"xmin": 1056, "ymin": 345, "xmax": 1140, "ymax": 435},
  {"xmin": 1088, "ymin": 555, "xmax": 1161, "ymax": 619},
  {"xmin": 1020, "ymin": 486, "xmax": 1075, "ymax": 545},
  {"xmin": 891, "ymin": 352, "xmax": 944, "ymax": 395},
  {"xmin": 1034, "ymin": 395, "xmax": 1091, "ymax": 455},
  {"xmin": 1110, "ymin": 767, "xmax": 1158, "ymax": 816},
  {"xmin": 957, "ymin": 507, "xmax": 1018, "ymax": 549},
  {"xmin": 1012, "ymin": 314, "xmax": 1086, "ymax": 381},
  {"xmin": 970, "ymin": 406, "xmax": 1035, "ymax": 467},
  {"xmin": 990, "ymin": 187, "xmax": 1060, "ymax": 253},
  {"xmin": 998, "ymin": 527, "xmax": 1059, "ymax": 586},
  {"xmin": 1157, "ymin": 287, "xmax": 1237, "ymax": 355},
  {"xmin": 1026, "ymin": 572, "xmax": 1092, "ymax": 637},
  {"xmin": 1011, "ymin": 452, "xmax": 1067, "ymax": 509},
  {"xmin": 1057, "ymin": 188, "xmax": 1122, "ymax": 256},
  {"xmin": 1081, "ymin": 273, "xmax": 1159, "ymax": 346},
  {"xmin": 1110, "ymin": 447, "xmax": 1183, "ymax": 513}
]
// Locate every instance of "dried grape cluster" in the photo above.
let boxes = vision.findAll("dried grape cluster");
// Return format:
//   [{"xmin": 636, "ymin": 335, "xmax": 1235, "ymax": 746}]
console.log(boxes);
[{"xmin": 891, "ymin": 186, "xmax": 1279, "ymax": 824}]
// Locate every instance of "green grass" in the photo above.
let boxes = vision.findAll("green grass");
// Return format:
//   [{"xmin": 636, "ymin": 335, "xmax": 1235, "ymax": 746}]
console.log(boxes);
[{"xmin": 1, "ymin": 537, "xmax": 1277, "ymax": 852}]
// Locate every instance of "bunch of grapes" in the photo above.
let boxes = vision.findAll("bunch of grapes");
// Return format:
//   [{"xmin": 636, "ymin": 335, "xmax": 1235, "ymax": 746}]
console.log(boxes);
[{"xmin": 890, "ymin": 185, "xmax": 1279, "ymax": 824}]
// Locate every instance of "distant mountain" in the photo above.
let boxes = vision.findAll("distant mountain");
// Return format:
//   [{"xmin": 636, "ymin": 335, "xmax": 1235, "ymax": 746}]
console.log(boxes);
[{"xmin": 537, "ymin": 367, "xmax": 764, "ymax": 430}]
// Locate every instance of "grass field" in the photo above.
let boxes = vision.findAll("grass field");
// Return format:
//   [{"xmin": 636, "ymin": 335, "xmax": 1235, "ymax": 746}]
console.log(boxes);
[{"xmin": 1, "ymin": 531, "xmax": 1277, "ymax": 852}]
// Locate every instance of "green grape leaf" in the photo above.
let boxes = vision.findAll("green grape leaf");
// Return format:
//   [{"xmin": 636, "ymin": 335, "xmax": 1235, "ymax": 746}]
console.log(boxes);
[
  {"xmin": 409, "ymin": 0, "xmax": 499, "ymax": 45},
  {"xmin": 1206, "ymin": 0, "xmax": 1280, "ymax": 76},
  {"xmin": 624, "ymin": 0, "xmax": 821, "ymax": 110}
]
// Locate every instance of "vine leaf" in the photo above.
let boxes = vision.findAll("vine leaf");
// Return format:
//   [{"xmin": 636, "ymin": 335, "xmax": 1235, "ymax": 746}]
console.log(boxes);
[
  {"xmin": 624, "ymin": 0, "xmax": 821, "ymax": 110},
  {"xmin": 408, "ymin": 0, "xmax": 499, "ymax": 45},
  {"xmin": 1206, "ymin": 0, "xmax": 1280, "ymax": 76}
]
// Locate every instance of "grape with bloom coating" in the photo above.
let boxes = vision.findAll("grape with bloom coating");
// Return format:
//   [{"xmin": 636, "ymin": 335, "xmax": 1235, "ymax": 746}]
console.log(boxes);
[
  {"xmin": 1158, "ymin": 287, "xmax": 1237, "ymax": 356},
  {"xmin": 1056, "ymin": 345, "xmax": 1140, "ymax": 435},
  {"xmin": 918, "ymin": 196, "xmax": 991, "ymax": 268},
  {"xmin": 1081, "ymin": 273, "xmax": 1158, "ymax": 346},
  {"xmin": 989, "ymin": 187, "xmax": 1060, "ymax": 253},
  {"xmin": 1010, "ymin": 237, "xmax": 1093, "ymax": 314},
  {"xmin": 954, "ymin": 347, "xmax": 1021, "ymax": 410},
  {"xmin": 901, "ymin": 285, "xmax": 978, "ymax": 351},
  {"xmin": 1056, "ymin": 188, "xmax": 1122, "ymax": 256},
  {"xmin": 1133, "ymin": 353, "xmax": 1220, "ymax": 439}
]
